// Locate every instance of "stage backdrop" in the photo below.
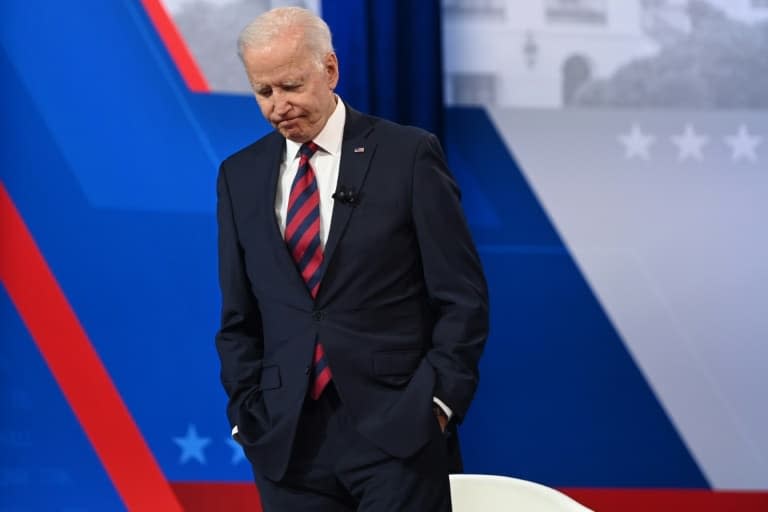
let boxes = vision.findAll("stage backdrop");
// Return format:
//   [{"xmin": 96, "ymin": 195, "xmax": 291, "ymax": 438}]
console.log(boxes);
[{"xmin": 1, "ymin": 1, "xmax": 767, "ymax": 511}]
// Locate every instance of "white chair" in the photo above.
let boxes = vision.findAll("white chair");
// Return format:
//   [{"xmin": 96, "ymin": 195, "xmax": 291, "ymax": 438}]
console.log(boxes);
[{"xmin": 450, "ymin": 474, "xmax": 593, "ymax": 512}]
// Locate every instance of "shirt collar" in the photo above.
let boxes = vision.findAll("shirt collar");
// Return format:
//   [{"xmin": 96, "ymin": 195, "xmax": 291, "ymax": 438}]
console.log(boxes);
[{"xmin": 285, "ymin": 95, "xmax": 346, "ymax": 161}]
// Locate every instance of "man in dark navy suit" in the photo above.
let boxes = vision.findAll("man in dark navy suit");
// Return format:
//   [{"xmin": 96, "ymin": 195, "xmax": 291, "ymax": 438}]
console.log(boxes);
[{"xmin": 215, "ymin": 7, "xmax": 488, "ymax": 511}]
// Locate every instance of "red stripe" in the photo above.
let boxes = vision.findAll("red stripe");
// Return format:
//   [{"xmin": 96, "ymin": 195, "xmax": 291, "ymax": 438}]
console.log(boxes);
[
  {"xmin": 140, "ymin": 0, "xmax": 210, "ymax": 93},
  {"xmin": 301, "ymin": 243, "xmax": 323, "ymax": 283},
  {"xmin": 0, "ymin": 183, "xmax": 182, "ymax": 511},
  {"xmin": 313, "ymin": 342, "xmax": 325, "ymax": 363},
  {"xmin": 172, "ymin": 482, "xmax": 262, "ymax": 512},
  {"xmin": 286, "ymin": 170, "xmax": 313, "ymax": 213},
  {"xmin": 561, "ymin": 488, "xmax": 768, "ymax": 512},
  {"xmin": 291, "ymin": 216, "xmax": 321, "ymax": 263},
  {"xmin": 310, "ymin": 367, "xmax": 332, "ymax": 400},
  {"xmin": 170, "ymin": 484, "xmax": 768, "ymax": 512},
  {"xmin": 286, "ymin": 197, "xmax": 319, "ymax": 247}
]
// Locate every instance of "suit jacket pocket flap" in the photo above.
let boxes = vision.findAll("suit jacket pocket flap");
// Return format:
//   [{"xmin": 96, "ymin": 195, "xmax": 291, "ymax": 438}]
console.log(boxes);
[
  {"xmin": 259, "ymin": 364, "xmax": 281, "ymax": 391},
  {"xmin": 372, "ymin": 350, "xmax": 421, "ymax": 376}
]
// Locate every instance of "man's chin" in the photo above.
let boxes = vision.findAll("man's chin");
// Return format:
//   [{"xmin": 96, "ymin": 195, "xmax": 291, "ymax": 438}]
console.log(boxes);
[{"xmin": 278, "ymin": 127, "xmax": 310, "ymax": 143}]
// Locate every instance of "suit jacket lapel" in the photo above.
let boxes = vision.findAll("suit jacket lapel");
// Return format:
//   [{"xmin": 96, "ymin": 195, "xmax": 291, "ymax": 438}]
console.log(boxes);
[{"xmin": 319, "ymin": 107, "xmax": 376, "ymax": 288}]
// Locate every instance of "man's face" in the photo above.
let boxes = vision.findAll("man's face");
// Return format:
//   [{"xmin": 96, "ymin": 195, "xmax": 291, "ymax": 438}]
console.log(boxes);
[{"xmin": 242, "ymin": 33, "xmax": 339, "ymax": 143}]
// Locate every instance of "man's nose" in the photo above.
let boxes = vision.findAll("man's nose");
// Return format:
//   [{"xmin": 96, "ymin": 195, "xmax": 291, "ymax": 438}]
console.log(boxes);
[{"xmin": 274, "ymin": 92, "xmax": 291, "ymax": 116}]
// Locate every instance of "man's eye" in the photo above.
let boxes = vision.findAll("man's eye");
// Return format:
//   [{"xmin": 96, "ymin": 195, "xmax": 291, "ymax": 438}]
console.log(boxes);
[
  {"xmin": 251, "ymin": 83, "xmax": 272, "ymax": 97},
  {"xmin": 283, "ymin": 84, "xmax": 300, "ymax": 91}
]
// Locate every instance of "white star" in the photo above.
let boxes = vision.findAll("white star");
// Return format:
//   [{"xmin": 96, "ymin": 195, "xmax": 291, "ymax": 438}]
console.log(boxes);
[
  {"xmin": 725, "ymin": 124, "xmax": 762, "ymax": 162},
  {"xmin": 226, "ymin": 437, "xmax": 246, "ymax": 465},
  {"xmin": 671, "ymin": 123, "xmax": 709, "ymax": 161},
  {"xmin": 173, "ymin": 424, "xmax": 211, "ymax": 465},
  {"xmin": 618, "ymin": 124, "xmax": 655, "ymax": 160}
]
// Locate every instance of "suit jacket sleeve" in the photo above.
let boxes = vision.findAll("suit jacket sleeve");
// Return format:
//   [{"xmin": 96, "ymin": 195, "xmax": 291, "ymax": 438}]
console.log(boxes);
[
  {"xmin": 412, "ymin": 133, "xmax": 490, "ymax": 423},
  {"xmin": 215, "ymin": 164, "xmax": 265, "ymax": 430}
]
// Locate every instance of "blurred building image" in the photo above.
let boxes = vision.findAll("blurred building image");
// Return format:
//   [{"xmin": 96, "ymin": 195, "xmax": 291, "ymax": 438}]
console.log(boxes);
[{"xmin": 443, "ymin": 0, "xmax": 768, "ymax": 107}]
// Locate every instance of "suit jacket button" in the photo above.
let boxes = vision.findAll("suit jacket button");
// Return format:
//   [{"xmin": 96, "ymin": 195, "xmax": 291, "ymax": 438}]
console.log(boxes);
[
  {"xmin": 305, "ymin": 366, "xmax": 311, "ymax": 375},
  {"xmin": 312, "ymin": 311, "xmax": 323, "ymax": 321}
]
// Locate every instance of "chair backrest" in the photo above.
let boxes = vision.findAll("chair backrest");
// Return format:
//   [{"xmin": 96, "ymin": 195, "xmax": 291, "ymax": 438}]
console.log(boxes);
[{"xmin": 449, "ymin": 474, "xmax": 593, "ymax": 512}]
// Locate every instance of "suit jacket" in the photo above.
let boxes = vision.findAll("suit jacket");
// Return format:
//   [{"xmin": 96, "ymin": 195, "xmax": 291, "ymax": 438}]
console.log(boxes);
[{"xmin": 215, "ymin": 105, "xmax": 489, "ymax": 481}]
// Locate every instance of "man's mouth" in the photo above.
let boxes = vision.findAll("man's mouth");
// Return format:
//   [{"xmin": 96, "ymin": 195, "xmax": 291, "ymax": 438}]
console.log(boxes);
[{"xmin": 276, "ymin": 117, "xmax": 300, "ymax": 126}]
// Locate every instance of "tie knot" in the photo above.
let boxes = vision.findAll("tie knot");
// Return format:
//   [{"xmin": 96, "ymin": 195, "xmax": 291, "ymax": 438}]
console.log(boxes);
[{"xmin": 300, "ymin": 141, "xmax": 319, "ymax": 160}]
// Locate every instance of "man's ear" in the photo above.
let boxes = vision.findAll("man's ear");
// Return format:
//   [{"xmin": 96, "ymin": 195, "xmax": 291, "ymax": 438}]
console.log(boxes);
[{"xmin": 325, "ymin": 52, "xmax": 339, "ymax": 89}]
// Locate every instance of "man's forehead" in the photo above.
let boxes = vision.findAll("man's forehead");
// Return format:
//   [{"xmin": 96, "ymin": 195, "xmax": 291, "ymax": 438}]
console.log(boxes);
[
  {"xmin": 248, "ymin": 62, "xmax": 311, "ymax": 84},
  {"xmin": 251, "ymin": 75, "xmax": 304, "ymax": 88}
]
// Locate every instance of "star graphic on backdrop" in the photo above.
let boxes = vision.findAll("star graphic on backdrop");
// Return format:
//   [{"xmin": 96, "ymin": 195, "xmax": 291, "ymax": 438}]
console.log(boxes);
[
  {"xmin": 725, "ymin": 124, "xmax": 762, "ymax": 162},
  {"xmin": 173, "ymin": 424, "xmax": 211, "ymax": 464},
  {"xmin": 671, "ymin": 123, "xmax": 709, "ymax": 161},
  {"xmin": 618, "ymin": 123, "xmax": 655, "ymax": 160},
  {"xmin": 226, "ymin": 436, "xmax": 246, "ymax": 465}
]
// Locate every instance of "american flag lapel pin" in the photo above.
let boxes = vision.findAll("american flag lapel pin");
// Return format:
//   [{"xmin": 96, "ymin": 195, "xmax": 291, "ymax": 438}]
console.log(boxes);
[{"xmin": 354, "ymin": 146, "xmax": 365, "ymax": 153}]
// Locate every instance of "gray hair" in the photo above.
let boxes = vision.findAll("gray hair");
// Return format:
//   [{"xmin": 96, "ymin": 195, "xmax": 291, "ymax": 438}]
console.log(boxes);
[{"xmin": 237, "ymin": 7, "xmax": 334, "ymax": 66}]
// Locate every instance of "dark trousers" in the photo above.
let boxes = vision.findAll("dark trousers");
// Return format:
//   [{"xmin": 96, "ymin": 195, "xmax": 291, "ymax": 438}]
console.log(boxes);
[{"xmin": 254, "ymin": 385, "xmax": 452, "ymax": 512}]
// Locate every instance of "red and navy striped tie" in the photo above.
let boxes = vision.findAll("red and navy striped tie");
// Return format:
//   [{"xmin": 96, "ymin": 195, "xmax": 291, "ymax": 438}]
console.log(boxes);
[{"xmin": 285, "ymin": 141, "xmax": 332, "ymax": 399}]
